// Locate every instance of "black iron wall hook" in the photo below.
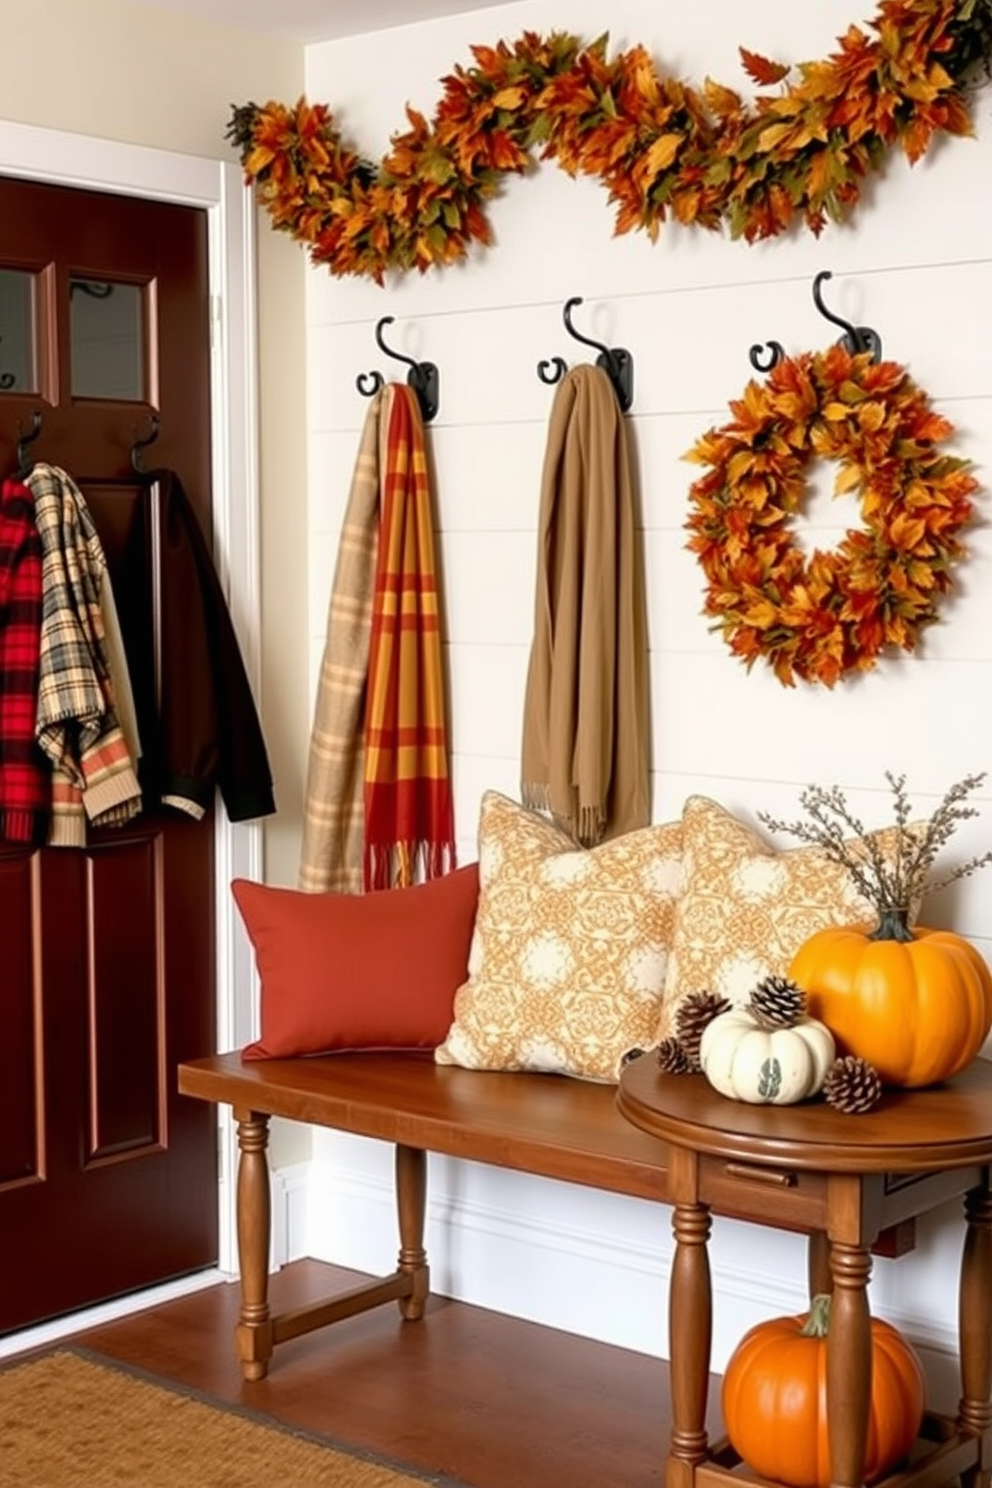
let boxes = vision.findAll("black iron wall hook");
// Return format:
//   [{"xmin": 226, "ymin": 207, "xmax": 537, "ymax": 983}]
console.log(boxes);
[
  {"xmin": 131, "ymin": 412, "xmax": 161, "ymax": 473},
  {"xmin": 811, "ymin": 270, "xmax": 882, "ymax": 360},
  {"xmin": 749, "ymin": 270, "xmax": 883, "ymax": 373},
  {"xmin": 749, "ymin": 339, "xmax": 785, "ymax": 374},
  {"xmin": 356, "ymin": 316, "xmax": 440, "ymax": 423},
  {"xmin": 15, "ymin": 409, "xmax": 43, "ymax": 478},
  {"xmin": 537, "ymin": 296, "xmax": 634, "ymax": 412}
]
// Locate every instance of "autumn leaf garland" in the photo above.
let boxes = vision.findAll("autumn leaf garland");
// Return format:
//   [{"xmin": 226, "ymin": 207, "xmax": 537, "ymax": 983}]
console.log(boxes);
[
  {"xmin": 683, "ymin": 345, "xmax": 978, "ymax": 688},
  {"xmin": 227, "ymin": 0, "xmax": 992, "ymax": 283}
]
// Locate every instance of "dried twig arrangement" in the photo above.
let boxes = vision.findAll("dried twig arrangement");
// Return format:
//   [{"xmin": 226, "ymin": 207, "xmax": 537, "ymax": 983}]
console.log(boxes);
[{"xmin": 759, "ymin": 772, "xmax": 992, "ymax": 928}]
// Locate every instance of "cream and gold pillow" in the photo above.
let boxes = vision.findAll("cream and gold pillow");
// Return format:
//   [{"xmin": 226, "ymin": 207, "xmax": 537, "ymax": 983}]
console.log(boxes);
[
  {"xmin": 657, "ymin": 795, "xmax": 899, "ymax": 1040},
  {"xmin": 436, "ymin": 791, "xmax": 682, "ymax": 1082}
]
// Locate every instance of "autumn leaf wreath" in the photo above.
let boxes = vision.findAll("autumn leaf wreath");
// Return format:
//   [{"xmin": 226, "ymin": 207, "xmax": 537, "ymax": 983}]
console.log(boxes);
[{"xmin": 683, "ymin": 344, "xmax": 978, "ymax": 689}]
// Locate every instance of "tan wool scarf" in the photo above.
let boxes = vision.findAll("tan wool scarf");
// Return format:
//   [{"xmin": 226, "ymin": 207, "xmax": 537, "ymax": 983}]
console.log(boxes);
[
  {"xmin": 298, "ymin": 389, "xmax": 387, "ymax": 893},
  {"xmin": 521, "ymin": 363, "xmax": 650, "ymax": 845}
]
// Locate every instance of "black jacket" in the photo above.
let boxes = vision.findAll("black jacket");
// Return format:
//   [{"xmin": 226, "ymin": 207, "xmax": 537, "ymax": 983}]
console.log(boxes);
[{"xmin": 133, "ymin": 469, "xmax": 275, "ymax": 824}]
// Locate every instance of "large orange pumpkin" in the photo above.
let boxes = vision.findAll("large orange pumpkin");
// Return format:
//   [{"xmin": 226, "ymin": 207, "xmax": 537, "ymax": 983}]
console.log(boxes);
[
  {"xmin": 722, "ymin": 1295, "xmax": 925, "ymax": 1488},
  {"xmin": 789, "ymin": 912, "xmax": 992, "ymax": 1088}
]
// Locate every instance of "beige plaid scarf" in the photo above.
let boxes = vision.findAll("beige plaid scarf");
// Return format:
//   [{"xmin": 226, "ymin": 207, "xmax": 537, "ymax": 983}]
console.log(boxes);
[{"xmin": 298, "ymin": 390, "xmax": 386, "ymax": 893}]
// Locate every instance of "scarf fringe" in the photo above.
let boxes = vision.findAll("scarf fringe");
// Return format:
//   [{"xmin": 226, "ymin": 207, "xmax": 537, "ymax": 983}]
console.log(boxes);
[
  {"xmin": 521, "ymin": 782, "xmax": 551, "ymax": 816},
  {"xmin": 364, "ymin": 839, "xmax": 457, "ymax": 892},
  {"xmin": 576, "ymin": 805, "xmax": 605, "ymax": 847},
  {"xmin": 520, "ymin": 783, "xmax": 603, "ymax": 847}
]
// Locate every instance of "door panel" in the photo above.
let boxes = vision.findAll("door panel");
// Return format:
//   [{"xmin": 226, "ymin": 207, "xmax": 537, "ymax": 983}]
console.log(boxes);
[
  {"xmin": 0, "ymin": 176, "xmax": 211, "ymax": 504},
  {"xmin": 0, "ymin": 175, "xmax": 219, "ymax": 1333},
  {"xmin": 0, "ymin": 853, "xmax": 39, "ymax": 1187},
  {"xmin": 88, "ymin": 836, "xmax": 163, "ymax": 1159}
]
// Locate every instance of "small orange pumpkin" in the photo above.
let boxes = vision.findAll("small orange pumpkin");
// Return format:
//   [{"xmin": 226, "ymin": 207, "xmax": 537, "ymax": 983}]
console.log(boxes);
[
  {"xmin": 762, "ymin": 774, "xmax": 992, "ymax": 1089},
  {"xmin": 789, "ymin": 910, "xmax": 992, "ymax": 1088},
  {"xmin": 722, "ymin": 1294, "xmax": 925, "ymax": 1488}
]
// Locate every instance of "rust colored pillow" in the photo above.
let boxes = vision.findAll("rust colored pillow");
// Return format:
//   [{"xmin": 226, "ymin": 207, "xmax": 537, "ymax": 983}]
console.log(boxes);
[{"xmin": 234, "ymin": 863, "xmax": 480, "ymax": 1060}]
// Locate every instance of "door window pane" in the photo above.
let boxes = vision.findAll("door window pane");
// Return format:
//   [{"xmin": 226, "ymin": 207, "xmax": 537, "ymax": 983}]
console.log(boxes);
[
  {"xmin": 0, "ymin": 268, "xmax": 38, "ymax": 393},
  {"xmin": 70, "ymin": 278, "xmax": 145, "ymax": 401}
]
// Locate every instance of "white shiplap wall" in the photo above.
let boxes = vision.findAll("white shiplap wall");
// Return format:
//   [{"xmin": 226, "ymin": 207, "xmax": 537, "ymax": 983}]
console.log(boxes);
[{"xmin": 297, "ymin": 0, "xmax": 992, "ymax": 1386}]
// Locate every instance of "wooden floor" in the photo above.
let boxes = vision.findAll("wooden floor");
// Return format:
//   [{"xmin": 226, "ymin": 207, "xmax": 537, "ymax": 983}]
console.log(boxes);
[{"xmin": 34, "ymin": 1259, "xmax": 723, "ymax": 1488}]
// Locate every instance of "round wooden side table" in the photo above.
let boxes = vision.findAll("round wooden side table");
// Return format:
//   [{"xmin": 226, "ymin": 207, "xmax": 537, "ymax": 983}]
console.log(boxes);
[{"xmin": 617, "ymin": 1055, "xmax": 992, "ymax": 1488}]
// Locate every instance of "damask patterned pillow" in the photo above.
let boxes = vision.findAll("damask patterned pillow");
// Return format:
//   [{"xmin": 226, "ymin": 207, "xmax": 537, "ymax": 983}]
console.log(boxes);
[
  {"xmin": 657, "ymin": 795, "xmax": 902, "ymax": 1040},
  {"xmin": 435, "ymin": 791, "xmax": 682, "ymax": 1083}
]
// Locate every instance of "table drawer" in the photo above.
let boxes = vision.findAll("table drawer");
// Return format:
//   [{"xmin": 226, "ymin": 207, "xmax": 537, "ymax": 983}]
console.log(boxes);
[{"xmin": 698, "ymin": 1155, "xmax": 829, "ymax": 1232}]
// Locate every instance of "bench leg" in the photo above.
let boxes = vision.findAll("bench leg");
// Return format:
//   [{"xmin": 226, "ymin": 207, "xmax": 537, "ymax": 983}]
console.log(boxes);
[
  {"xmin": 233, "ymin": 1106, "xmax": 274, "ymax": 1381},
  {"xmin": 396, "ymin": 1143, "xmax": 429, "ymax": 1320},
  {"xmin": 959, "ymin": 1182, "xmax": 992, "ymax": 1488}
]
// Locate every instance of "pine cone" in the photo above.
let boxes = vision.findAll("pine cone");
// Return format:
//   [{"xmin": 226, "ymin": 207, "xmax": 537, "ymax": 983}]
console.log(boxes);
[
  {"xmin": 823, "ymin": 1055, "xmax": 883, "ymax": 1114},
  {"xmin": 657, "ymin": 1037, "xmax": 693, "ymax": 1074},
  {"xmin": 749, "ymin": 975, "xmax": 808, "ymax": 1030},
  {"xmin": 675, "ymin": 990, "xmax": 732, "ymax": 1069}
]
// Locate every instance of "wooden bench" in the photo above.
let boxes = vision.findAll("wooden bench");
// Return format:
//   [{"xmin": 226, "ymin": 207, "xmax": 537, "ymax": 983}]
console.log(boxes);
[
  {"xmin": 177, "ymin": 1049, "xmax": 674, "ymax": 1379},
  {"xmin": 177, "ymin": 1049, "xmax": 917, "ymax": 1384}
]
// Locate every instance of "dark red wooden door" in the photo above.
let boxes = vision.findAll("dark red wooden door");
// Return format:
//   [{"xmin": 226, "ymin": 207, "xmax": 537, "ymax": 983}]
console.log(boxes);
[{"xmin": 0, "ymin": 176, "xmax": 219, "ymax": 1333}]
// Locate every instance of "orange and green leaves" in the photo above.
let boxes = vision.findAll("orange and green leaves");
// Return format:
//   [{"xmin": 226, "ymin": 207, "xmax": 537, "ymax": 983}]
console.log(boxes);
[
  {"xmin": 684, "ymin": 346, "xmax": 978, "ymax": 687},
  {"xmin": 225, "ymin": 0, "xmax": 990, "ymax": 281}
]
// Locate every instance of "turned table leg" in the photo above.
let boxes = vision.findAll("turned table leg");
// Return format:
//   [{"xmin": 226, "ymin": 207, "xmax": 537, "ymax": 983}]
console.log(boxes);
[
  {"xmin": 233, "ymin": 1107, "xmax": 274, "ymax": 1381},
  {"xmin": 396, "ymin": 1143, "xmax": 429, "ymax": 1320},
  {"xmin": 828, "ymin": 1240, "xmax": 872, "ymax": 1488},
  {"xmin": 667, "ymin": 1197, "xmax": 713, "ymax": 1488},
  {"xmin": 959, "ymin": 1182, "xmax": 992, "ymax": 1488}
]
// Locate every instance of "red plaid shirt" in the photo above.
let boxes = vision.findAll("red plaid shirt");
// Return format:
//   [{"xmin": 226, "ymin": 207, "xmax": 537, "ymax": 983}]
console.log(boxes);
[{"xmin": 0, "ymin": 477, "xmax": 49, "ymax": 843}]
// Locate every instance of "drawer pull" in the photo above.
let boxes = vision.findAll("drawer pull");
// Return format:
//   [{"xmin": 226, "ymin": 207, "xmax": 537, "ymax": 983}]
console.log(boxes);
[{"xmin": 725, "ymin": 1162, "xmax": 796, "ymax": 1188}]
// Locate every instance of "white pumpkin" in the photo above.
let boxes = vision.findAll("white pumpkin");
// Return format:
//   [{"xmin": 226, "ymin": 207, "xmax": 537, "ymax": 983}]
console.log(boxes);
[{"xmin": 699, "ymin": 1008, "xmax": 836, "ymax": 1105}]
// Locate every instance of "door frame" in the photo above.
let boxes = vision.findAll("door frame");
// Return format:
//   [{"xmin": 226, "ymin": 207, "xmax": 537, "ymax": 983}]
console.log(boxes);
[{"xmin": 0, "ymin": 118, "xmax": 261, "ymax": 1277}]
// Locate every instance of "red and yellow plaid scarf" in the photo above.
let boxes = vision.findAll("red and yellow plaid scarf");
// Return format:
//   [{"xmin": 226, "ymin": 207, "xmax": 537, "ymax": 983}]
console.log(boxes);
[{"xmin": 363, "ymin": 386, "xmax": 455, "ymax": 890}]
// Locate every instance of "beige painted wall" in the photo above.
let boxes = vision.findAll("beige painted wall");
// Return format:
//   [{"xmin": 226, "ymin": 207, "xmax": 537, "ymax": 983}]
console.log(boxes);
[{"xmin": 1, "ymin": 0, "xmax": 309, "ymax": 886}]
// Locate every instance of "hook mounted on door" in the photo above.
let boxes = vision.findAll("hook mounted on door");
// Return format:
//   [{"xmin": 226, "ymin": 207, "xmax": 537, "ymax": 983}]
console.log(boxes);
[
  {"xmin": 356, "ymin": 316, "xmax": 440, "ymax": 423},
  {"xmin": 537, "ymin": 297, "xmax": 634, "ymax": 413},
  {"xmin": 130, "ymin": 412, "xmax": 161, "ymax": 473},
  {"xmin": 14, "ymin": 409, "xmax": 43, "ymax": 479}
]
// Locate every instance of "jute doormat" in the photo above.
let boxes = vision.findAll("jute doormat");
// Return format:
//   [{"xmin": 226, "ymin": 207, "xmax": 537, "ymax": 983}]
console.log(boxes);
[{"xmin": 0, "ymin": 1347, "xmax": 471, "ymax": 1488}]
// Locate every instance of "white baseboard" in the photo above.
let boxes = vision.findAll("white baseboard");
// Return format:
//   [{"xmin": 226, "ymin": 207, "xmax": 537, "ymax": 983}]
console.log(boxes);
[
  {"xmin": 302, "ymin": 1137, "xmax": 787, "ymax": 1363},
  {"xmin": 299, "ymin": 1134, "xmax": 967, "ymax": 1411}
]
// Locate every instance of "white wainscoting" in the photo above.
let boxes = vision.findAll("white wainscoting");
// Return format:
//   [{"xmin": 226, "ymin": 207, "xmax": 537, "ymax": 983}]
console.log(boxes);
[{"xmin": 293, "ymin": 0, "xmax": 992, "ymax": 1385}]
